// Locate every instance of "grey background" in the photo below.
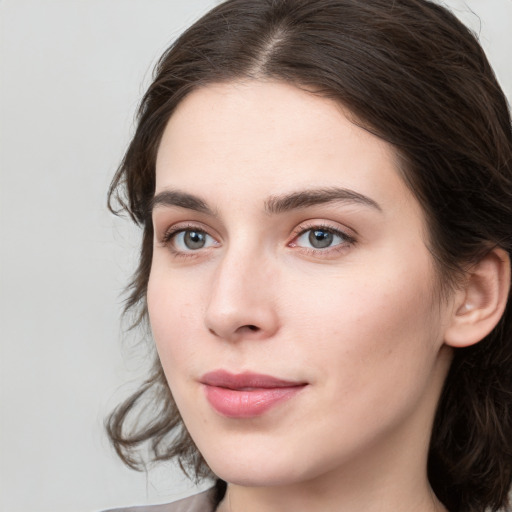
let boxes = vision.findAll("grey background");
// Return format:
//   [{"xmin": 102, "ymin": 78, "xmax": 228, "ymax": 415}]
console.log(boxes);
[{"xmin": 0, "ymin": 1, "xmax": 511, "ymax": 511}]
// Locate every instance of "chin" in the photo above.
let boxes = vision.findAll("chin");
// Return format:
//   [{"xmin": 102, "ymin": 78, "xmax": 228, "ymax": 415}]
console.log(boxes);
[
  {"xmin": 208, "ymin": 461, "xmax": 307, "ymax": 488},
  {"xmin": 197, "ymin": 437, "xmax": 331, "ymax": 488}
]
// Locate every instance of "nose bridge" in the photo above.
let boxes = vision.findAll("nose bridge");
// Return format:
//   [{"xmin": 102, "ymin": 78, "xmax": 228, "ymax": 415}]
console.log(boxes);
[{"xmin": 205, "ymin": 238, "xmax": 278, "ymax": 340}]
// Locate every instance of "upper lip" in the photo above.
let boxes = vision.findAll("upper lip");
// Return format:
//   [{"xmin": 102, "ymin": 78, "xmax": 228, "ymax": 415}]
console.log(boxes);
[{"xmin": 200, "ymin": 370, "xmax": 307, "ymax": 390}]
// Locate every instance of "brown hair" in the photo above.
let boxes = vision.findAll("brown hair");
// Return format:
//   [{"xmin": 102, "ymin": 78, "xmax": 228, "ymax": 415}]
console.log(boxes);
[{"xmin": 106, "ymin": 1, "xmax": 512, "ymax": 510}]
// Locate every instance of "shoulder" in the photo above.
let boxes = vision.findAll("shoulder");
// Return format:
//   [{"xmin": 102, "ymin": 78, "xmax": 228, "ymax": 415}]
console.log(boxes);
[{"xmin": 102, "ymin": 489, "xmax": 217, "ymax": 512}]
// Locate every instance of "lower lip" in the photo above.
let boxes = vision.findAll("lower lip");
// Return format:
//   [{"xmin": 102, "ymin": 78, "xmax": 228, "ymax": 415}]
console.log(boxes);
[{"xmin": 203, "ymin": 385, "xmax": 306, "ymax": 418}]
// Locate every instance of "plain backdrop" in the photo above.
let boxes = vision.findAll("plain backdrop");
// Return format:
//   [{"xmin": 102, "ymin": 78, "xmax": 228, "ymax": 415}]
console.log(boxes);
[{"xmin": 0, "ymin": 1, "xmax": 511, "ymax": 511}]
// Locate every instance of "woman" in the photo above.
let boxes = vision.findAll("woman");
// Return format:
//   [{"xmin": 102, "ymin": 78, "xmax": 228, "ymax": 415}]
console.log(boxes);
[{"xmin": 106, "ymin": 0, "xmax": 512, "ymax": 511}]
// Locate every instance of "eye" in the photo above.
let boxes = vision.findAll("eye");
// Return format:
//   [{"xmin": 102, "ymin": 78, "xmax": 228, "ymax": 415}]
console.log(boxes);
[
  {"xmin": 303, "ymin": 229, "xmax": 337, "ymax": 249},
  {"xmin": 292, "ymin": 226, "xmax": 353, "ymax": 250},
  {"xmin": 167, "ymin": 229, "xmax": 218, "ymax": 252}
]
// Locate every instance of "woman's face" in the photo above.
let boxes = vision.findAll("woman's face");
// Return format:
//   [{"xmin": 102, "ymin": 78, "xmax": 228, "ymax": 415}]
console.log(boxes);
[{"xmin": 148, "ymin": 81, "xmax": 454, "ymax": 487}]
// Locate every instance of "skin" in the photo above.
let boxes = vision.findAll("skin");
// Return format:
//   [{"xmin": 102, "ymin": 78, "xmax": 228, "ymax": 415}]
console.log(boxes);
[{"xmin": 148, "ymin": 80, "xmax": 457, "ymax": 512}]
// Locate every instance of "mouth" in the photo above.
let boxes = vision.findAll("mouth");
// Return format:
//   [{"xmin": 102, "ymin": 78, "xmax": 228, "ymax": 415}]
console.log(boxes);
[{"xmin": 200, "ymin": 370, "xmax": 308, "ymax": 418}]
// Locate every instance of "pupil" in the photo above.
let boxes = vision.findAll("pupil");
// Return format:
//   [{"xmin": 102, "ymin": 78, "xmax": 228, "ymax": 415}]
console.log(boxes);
[
  {"xmin": 309, "ymin": 229, "xmax": 333, "ymax": 249},
  {"xmin": 185, "ymin": 231, "xmax": 206, "ymax": 249}
]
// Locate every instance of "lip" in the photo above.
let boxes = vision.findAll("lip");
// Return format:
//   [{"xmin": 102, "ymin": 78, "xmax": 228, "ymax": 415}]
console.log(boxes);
[{"xmin": 200, "ymin": 370, "xmax": 307, "ymax": 418}]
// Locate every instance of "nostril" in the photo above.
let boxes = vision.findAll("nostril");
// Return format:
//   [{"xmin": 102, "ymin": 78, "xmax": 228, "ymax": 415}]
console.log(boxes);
[{"xmin": 208, "ymin": 324, "xmax": 262, "ymax": 338}]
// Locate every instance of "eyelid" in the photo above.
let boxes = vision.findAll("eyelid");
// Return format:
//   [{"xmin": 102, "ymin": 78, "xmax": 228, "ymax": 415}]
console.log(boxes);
[
  {"xmin": 158, "ymin": 222, "xmax": 221, "ymax": 260},
  {"xmin": 159, "ymin": 221, "xmax": 217, "ymax": 244},
  {"xmin": 290, "ymin": 220, "xmax": 356, "ymax": 242},
  {"xmin": 288, "ymin": 221, "xmax": 356, "ymax": 255},
  {"xmin": 156, "ymin": 219, "xmax": 355, "ymax": 260}
]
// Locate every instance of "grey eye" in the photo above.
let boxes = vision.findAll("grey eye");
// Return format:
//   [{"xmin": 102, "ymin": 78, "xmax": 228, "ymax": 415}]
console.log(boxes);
[
  {"xmin": 184, "ymin": 230, "xmax": 207, "ymax": 249},
  {"xmin": 308, "ymin": 229, "xmax": 334, "ymax": 248},
  {"xmin": 173, "ymin": 230, "xmax": 216, "ymax": 251},
  {"xmin": 294, "ymin": 227, "xmax": 349, "ymax": 251}
]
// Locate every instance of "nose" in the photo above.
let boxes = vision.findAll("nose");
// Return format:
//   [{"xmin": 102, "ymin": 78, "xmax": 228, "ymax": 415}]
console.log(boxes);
[{"xmin": 204, "ymin": 248, "xmax": 280, "ymax": 342}]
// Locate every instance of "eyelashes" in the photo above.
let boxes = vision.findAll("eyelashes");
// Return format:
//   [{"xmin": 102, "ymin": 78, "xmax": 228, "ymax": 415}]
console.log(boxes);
[
  {"xmin": 164, "ymin": 228, "xmax": 218, "ymax": 252},
  {"xmin": 159, "ymin": 221, "xmax": 356, "ymax": 259},
  {"xmin": 289, "ymin": 223, "xmax": 355, "ymax": 252},
  {"xmin": 160, "ymin": 223, "xmax": 219, "ymax": 258}
]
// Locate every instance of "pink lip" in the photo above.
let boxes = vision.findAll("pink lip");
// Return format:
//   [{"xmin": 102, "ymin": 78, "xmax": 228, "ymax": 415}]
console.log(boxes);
[{"xmin": 200, "ymin": 370, "xmax": 307, "ymax": 418}]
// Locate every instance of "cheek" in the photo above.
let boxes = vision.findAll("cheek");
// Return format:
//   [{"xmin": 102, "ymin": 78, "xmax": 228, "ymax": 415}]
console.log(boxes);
[
  {"xmin": 147, "ymin": 265, "xmax": 201, "ymax": 369},
  {"xmin": 281, "ymin": 250, "xmax": 440, "ymax": 386}
]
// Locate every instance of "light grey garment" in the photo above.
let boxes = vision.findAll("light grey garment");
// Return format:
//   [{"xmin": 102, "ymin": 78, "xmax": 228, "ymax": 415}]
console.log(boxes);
[{"xmin": 103, "ymin": 489, "xmax": 216, "ymax": 512}]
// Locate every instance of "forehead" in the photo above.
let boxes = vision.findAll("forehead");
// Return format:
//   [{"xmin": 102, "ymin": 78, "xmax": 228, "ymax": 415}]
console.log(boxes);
[{"xmin": 154, "ymin": 80, "xmax": 416, "ymax": 216}]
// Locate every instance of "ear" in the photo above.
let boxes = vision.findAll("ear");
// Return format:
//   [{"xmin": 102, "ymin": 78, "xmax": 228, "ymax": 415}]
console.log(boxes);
[{"xmin": 444, "ymin": 248, "xmax": 511, "ymax": 348}]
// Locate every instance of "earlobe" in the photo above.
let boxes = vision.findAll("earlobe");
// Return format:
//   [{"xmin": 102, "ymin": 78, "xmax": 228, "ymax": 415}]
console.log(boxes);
[{"xmin": 444, "ymin": 248, "xmax": 511, "ymax": 348}]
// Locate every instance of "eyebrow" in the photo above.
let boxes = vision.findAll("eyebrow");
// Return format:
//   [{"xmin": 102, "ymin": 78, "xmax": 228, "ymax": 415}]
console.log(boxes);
[
  {"xmin": 150, "ymin": 190, "xmax": 216, "ymax": 216},
  {"xmin": 150, "ymin": 186, "xmax": 381, "ymax": 216},
  {"xmin": 264, "ymin": 187, "xmax": 382, "ymax": 214}
]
